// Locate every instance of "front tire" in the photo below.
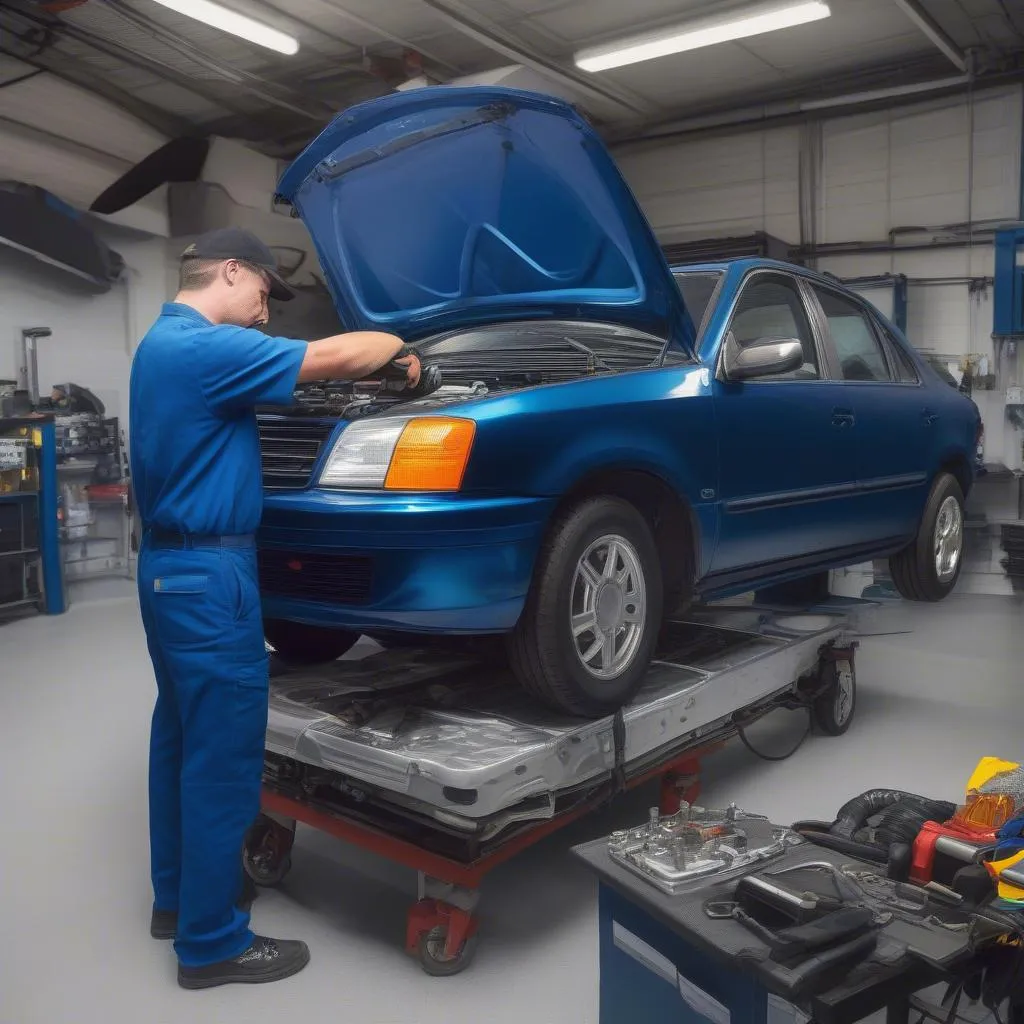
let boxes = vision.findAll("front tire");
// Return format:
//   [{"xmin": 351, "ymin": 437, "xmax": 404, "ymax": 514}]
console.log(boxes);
[
  {"xmin": 263, "ymin": 619, "xmax": 360, "ymax": 665},
  {"xmin": 889, "ymin": 473, "xmax": 965, "ymax": 602},
  {"xmin": 507, "ymin": 497, "xmax": 663, "ymax": 718}
]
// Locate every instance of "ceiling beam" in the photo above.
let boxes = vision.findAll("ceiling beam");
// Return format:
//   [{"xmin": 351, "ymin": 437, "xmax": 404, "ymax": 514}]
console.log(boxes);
[
  {"xmin": 1, "ymin": 2, "xmax": 262, "ymax": 125},
  {"xmin": 892, "ymin": 0, "xmax": 969, "ymax": 72},
  {"xmin": 100, "ymin": 0, "xmax": 336, "ymax": 123},
  {"xmin": 0, "ymin": 43, "xmax": 192, "ymax": 138},
  {"xmin": 308, "ymin": 0, "xmax": 465, "ymax": 76},
  {"xmin": 415, "ymin": 0, "xmax": 656, "ymax": 117}
]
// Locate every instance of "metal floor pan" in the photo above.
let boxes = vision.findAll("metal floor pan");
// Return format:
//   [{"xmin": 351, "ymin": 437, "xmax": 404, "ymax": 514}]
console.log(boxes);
[{"xmin": 266, "ymin": 603, "xmax": 864, "ymax": 821}]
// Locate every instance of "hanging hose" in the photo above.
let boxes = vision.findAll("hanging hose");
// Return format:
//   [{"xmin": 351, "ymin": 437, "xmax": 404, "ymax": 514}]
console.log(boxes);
[{"xmin": 737, "ymin": 708, "xmax": 813, "ymax": 762}]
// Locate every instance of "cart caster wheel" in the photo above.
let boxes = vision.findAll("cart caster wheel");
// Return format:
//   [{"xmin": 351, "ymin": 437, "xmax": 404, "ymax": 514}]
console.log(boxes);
[
  {"xmin": 242, "ymin": 815, "xmax": 294, "ymax": 888},
  {"xmin": 416, "ymin": 925, "xmax": 479, "ymax": 977},
  {"xmin": 813, "ymin": 656, "xmax": 856, "ymax": 736}
]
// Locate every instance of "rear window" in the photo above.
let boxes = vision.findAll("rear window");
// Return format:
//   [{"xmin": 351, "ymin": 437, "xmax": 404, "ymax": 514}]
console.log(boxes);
[{"xmin": 673, "ymin": 272, "xmax": 722, "ymax": 334}]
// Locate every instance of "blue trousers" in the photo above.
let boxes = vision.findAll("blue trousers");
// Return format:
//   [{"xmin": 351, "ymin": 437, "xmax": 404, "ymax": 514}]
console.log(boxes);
[{"xmin": 137, "ymin": 539, "xmax": 268, "ymax": 967}]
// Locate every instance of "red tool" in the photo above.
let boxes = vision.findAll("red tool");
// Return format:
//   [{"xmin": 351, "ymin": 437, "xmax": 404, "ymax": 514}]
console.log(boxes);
[{"xmin": 909, "ymin": 819, "xmax": 995, "ymax": 885}]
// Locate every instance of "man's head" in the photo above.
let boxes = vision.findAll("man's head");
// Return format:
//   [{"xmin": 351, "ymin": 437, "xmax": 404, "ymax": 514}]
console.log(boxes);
[{"xmin": 176, "ymin": 227, "xmax": 294, "ymax": 328}]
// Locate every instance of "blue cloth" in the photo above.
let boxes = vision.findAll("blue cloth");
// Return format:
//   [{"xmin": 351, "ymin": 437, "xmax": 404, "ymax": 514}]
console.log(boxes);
[
  {"xmin": 129, "ymin": 303, "xmax": 306, "ymax": 536},
  {"xmin": 129, "ymin": 303, "xmax": 306, "ymax": 966}
]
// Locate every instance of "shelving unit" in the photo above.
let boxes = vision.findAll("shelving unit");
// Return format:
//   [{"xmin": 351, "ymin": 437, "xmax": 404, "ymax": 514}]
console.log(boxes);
[
  {"xmin": 0, "ymin": 417, "xmax": 63, "ymax": 618},
  {"xmin": 55, "ymin": 420, "xmax": 133, "ymax": 586}
]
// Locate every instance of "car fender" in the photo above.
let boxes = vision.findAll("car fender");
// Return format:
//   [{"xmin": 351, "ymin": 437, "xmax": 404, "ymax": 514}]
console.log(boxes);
[{"xmin": 456, "ymin": 366, "xmax": 719, "ymax": 574}]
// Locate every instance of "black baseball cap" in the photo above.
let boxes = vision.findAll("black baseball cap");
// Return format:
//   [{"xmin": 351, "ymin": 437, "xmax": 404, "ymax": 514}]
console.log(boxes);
[{"xmin": 182, "ymin": 227, "xmax": 294, "ymax": 301}]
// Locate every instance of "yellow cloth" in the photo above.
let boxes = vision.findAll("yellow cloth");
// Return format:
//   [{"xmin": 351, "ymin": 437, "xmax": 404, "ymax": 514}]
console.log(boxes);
[
  {"xmin": 967, "ymin": 757, "xmax": 1021, "ymax": 793},
  {"xmin": 987, "ymin": 849, "xmax": 1024, "ymax": 901}
]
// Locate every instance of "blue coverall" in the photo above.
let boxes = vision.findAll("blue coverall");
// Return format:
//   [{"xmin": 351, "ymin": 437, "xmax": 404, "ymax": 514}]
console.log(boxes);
[{"xmin": 129, "ymin": 303, "xmax": 306, "ymax": 967}]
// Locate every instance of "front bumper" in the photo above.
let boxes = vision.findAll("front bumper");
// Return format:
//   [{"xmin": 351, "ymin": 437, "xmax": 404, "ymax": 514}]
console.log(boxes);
[{"xmin": 258, "ymin": 490, "xmax": 556, "ymax": 634}]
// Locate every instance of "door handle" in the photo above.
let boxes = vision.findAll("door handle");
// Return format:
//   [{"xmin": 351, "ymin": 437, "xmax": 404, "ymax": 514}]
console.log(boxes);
[
  {"xmin": 922, "ymin": 408, "xmax": 939, "ymax": 426},
  {"xmin": 832, "ymin": 408, "xmax": 855, "ymax": 428}
]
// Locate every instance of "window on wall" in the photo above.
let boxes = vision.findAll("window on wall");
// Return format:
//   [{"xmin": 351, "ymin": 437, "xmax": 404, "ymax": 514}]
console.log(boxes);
[
  {"xmin": 812, "ymin": 286, "xmax": 891, "ymax": 382},
  {"xmin": 729, "ymin": 273, "xmax": 819, "ymax": 379}
]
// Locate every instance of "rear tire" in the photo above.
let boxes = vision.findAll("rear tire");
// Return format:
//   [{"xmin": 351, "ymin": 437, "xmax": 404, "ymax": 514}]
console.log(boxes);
[
  {"xmin": 889, "ymin": 473, "xmax": 965, "ymax": 602},
  {"xmin": 507, "ymin": 497, "xmax": 665, "ymax": 718},
  {"xmin": 263, "ymin": 619, "xmax": 360, "ymax": 665}
]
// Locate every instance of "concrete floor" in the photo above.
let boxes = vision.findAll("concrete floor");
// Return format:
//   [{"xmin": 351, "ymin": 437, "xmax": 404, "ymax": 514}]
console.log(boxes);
[{"xmin": 2, "ymin": 592, "xmax": 1021, "ymax": 1024}]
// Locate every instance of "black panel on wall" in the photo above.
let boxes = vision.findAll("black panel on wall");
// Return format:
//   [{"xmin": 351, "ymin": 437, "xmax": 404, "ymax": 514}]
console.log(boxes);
[
  {"xmin": 0, "ymin": 182, "xmax": 124, "ymax": 292},
  {"xmin": 662, "ymin": 232, "xmax": 801, "ymax": 267}
]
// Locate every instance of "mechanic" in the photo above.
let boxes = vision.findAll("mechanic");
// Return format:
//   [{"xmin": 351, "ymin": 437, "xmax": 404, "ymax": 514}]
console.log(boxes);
[{"xmin": 129, "ymin": 227, "xmax": 419, "ymax": 989}]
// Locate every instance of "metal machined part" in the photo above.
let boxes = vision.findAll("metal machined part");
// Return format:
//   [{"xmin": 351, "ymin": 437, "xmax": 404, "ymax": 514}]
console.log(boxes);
[{"xmin": 608, "ymin": 805, "xmax": 800, "ymax": 895}]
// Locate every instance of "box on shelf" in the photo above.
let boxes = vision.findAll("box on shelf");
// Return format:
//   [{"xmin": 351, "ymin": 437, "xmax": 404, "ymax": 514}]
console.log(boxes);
[{"xmin": 0, "ymin": 557, "xmax": 38, "ymax": 606}]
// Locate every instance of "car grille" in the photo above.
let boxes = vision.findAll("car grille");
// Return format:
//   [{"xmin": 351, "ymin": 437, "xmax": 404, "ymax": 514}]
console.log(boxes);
[
  {"xmin": 257, "ymin": 418, "xmax": 335, "ymax": 489},
  {"xmin": 258, "ymin": 549, "xmax": 374, "ymax": 605}
]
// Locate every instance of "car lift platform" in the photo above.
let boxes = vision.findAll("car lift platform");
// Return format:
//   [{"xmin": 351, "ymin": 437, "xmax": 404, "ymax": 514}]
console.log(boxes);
[{"xmin": 246, "ymin": 597, "xmax": 872, "ymax": 975}]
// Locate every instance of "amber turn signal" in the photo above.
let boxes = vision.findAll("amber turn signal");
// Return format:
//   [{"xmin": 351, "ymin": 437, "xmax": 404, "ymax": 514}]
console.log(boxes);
[{"xmin": 384, "ymin": 417, "xmax": 476, "ymax": 491}]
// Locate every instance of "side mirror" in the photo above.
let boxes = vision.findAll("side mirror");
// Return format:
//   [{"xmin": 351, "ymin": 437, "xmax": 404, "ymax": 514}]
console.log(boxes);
[{"xmin": 721, "ymin": 333, "xmax": 804, "ymax": 382}]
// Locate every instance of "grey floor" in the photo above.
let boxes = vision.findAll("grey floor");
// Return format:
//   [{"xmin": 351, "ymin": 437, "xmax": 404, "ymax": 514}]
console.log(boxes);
[{"xmin": 2, "ymin": 592, "xmax": 1021, "ymax": 1024}]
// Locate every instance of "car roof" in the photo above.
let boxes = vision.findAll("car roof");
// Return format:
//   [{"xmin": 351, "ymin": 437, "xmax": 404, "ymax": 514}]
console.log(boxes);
[{"xmin": 670, "ymin": 257, "xmax": 844, "ymax": 289}]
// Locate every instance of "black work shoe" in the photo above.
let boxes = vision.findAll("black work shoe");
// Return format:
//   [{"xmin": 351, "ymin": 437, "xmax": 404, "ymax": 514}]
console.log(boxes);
[
  {"xmin": 177, "ymin": 936, "xmax": 310, "ymax": 989},
  {"xmin": 150, "ymin": 875, "xmax": 259, "ymax": 940}
]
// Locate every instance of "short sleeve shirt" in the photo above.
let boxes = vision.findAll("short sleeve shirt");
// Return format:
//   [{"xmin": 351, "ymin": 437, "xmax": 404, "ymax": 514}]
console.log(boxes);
[{"xmin": 129, "ymin": 303, "xmax": 307, "ymax": 536}]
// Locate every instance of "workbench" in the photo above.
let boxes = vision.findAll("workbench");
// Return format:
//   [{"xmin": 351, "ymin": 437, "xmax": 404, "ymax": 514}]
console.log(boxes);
[{"xmin": 573, "ymin": 834, "xmax": 1014, "ymax": 1024}]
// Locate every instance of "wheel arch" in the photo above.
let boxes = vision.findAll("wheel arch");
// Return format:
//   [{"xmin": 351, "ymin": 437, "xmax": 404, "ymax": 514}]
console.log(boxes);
[
  {"xmin": 549, "ymin": 466, "xmax": 699, "ymax": 613},
  {"xmin": 937, "ymin": 451, "xmax": 972, "ymax": 499}
]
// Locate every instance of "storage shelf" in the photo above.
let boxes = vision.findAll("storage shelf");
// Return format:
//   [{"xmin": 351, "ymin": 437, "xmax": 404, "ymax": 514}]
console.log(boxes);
[{"xmin": 0, "ymin": 548, "xmax": 39, "ymax": 559}]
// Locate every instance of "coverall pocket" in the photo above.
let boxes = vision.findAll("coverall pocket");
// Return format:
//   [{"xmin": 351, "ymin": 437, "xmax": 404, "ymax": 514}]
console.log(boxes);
[
  {"xmin": 151, "ymin": 573, "xmax": 219, "ymax": 647},
  {"xmin": 231, "ymin": 663, "xmax": 270, "ymax": 766},
  {"xmin": 154, "ymin": 575, "xmax": 208, "ymax": 595}
]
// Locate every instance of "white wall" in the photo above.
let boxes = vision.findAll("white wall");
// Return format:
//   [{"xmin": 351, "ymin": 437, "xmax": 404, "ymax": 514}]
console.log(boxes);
[
  {"xmin": 0, "ymin": 233, "xmax": 170, "ymax": 424},
  {"xmin": 619, "ymin": 125, "xmax": 803, "ymax": 244},
  {"xmin": 618, "ymin": 84, "xmax": 1024, "ymax": 468}
]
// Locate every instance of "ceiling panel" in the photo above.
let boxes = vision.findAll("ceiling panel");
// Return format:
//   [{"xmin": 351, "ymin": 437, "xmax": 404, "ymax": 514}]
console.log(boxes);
[
  {"xmin": 738, "ymin": 0, "xmax": 928, "ymax": 69},
  {"xmin": 599, "ymin": 43, "xmax": 789, "ymax": 106},
  {"xmin": 529, "ymin": 0, "xmax": 717, "ymax": 46}
]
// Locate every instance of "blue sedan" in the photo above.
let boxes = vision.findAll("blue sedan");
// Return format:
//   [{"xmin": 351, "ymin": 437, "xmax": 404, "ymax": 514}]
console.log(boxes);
[{"xmin": 258, "ymin": 86, "xmax": 979, "ymax": 717}]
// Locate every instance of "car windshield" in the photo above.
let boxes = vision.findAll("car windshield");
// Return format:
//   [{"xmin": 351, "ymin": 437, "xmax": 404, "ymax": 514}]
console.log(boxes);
[{"xmin": 673, "ymin": 272, "xmax": 723, "ymax": 336}]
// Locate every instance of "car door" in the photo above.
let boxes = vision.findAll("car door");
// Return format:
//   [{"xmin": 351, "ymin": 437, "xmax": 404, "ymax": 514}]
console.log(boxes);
[
  {"xmin": 805, "ymin": 282, "xmax": 930, "ymax": 546},
  {"xmin": 709, "ymin": 270, "xmax": 859, "ymax": 578}
]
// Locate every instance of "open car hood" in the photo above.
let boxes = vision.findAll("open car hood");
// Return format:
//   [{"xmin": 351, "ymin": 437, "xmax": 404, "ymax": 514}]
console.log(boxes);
[{"xmin": 276, "ymin": 87, "xmax": 693, "ymax": 350}]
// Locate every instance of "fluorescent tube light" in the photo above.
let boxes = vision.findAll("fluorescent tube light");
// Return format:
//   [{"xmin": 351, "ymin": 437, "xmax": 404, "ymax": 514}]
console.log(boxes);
[
  {"xmin": 149, "ymin": 0, "xmax": 299, "ymax": 56},
  {"xmin": 575, "ymin": 1, "xmax": 830, "ymax": 73}
]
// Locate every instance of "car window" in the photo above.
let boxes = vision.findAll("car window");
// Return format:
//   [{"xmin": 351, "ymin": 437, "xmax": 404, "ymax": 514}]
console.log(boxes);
[
  {"xmin": 729, "ymin": 273, "xmax": 819, "ymax": 380},
  {"xmin": 673, "ymin": 272, "xmax": 722, "ymax": 332},
  {"xmin": 880, "ymin": 325, "xmax": 921, "ymax": 384},
  {"xmin": 812, "ymin": 286, "xmax": 891, "ymax": 382}
]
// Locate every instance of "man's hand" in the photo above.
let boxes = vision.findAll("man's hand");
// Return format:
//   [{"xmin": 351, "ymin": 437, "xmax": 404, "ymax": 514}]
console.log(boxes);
[{"xmin": 394, "ymin": 352, "xmax": 421, "ymax": 389}]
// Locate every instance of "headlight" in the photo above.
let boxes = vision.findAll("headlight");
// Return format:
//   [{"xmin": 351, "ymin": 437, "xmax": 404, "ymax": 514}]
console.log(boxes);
[{"xmin": 319, "ymin": 417, "xmax": 476, "ymax": 491}]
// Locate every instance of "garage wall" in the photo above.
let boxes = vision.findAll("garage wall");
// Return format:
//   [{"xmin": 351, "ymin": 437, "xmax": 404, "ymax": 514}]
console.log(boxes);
[
  {"xmin": 618, "ymin": 84, "xmax": 1024, "ymax": 468},
  {"xmin": 0, "ymin": 233, "xmax": 170, "ymax": 423},
  {"xmin": 618, "ymin": 125, "xmax": 803, "ymax": 245}
]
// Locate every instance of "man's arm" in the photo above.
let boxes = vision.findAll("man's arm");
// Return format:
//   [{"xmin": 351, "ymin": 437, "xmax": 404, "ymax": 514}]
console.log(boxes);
[{"xmin": 299, "ymin": 331, "xmax": 417, "ymax": 384}]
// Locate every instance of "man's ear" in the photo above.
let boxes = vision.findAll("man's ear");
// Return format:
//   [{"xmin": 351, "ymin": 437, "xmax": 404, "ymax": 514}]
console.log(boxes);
[{"xmin": 222, "ymin": 259, "xmax": 240, "ymax": 286}]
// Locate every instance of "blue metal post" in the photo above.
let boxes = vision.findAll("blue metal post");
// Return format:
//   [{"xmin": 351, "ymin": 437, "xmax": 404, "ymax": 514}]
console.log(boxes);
[
  {"xmin": 36, "ymin": 419, "xmax": 65, "ymax": 615},
  {"xmin": 993, "ymin": 228, "xmax": 1023, "ymax": 339}
]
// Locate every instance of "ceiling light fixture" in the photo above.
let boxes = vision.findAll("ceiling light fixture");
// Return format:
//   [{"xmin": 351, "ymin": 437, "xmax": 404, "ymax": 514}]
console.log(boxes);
[
  {"xmin": 149, "ymin": 0, "xmax": 299, "ymax": 56},
  {"xmin": 574, "ymin": 1, "xmax": 831, "ymax": 73}
]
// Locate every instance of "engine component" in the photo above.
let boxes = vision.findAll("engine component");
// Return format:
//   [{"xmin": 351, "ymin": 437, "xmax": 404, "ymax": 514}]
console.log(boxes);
[{"xmin": 607, "ymin": 802, "xmax": 800, "ymax": 894}]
